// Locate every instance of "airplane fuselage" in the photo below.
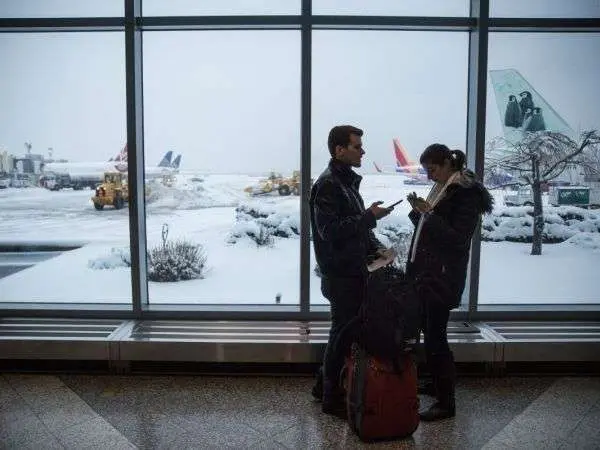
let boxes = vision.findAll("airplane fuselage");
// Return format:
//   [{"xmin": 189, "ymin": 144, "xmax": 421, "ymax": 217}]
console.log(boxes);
[
  {"xmin": 395, "ymin": 165, "xmax": 427, "ymax": 175},
  {"xmin": 44, "ymin": 162, "xmax": 177, "ymax": 180}
]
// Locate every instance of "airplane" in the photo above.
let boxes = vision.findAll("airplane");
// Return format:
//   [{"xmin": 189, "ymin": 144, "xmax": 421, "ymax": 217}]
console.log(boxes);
[
  {"xmin": 393, "ymin": 139, "xmax": 427, "ymax": 176},
  {"xmin": 42, "ymin": 144, "xmax": 182, "ymax": 188},
  {"xmin": 107, "ymin": 144, "xmax": 128, "ymax": 163},
  {"xmin": 393, "ymin": 137, "xmax": 511, "ymax": 188},
  {"xmin": 488, "ymin": 68, "xmax": 579, "ymax": 186},
  {"xmin": 370, "ymin": 139, "xmax": 431, "ymax": 183},
  {"xmin": 393, "ymin": 139, "xmax": 432, "ymax": 185}
]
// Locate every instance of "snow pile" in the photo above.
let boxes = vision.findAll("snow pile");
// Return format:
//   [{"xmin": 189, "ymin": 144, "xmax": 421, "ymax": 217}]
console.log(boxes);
[
  {"xmin": 563, "ymin": 232, "xmax": 600, "ymax": 252},
  {"xmin": 482, "ymin": 205, "xmax": 600, "ymax": 243},
  {"xmin": 143, "ymin": 174, "xmax": 263, "ymax": 211},
  {"xmin": 145, "ymin": 182, "xmax": 238, "ymax": 211},
  {"xmin": 88, "ymin": 247, "xmax": 131, "ymax": 270},
  {"xmin": 228, "ymin": 201, "xmax": 300, "ymax": 245}
]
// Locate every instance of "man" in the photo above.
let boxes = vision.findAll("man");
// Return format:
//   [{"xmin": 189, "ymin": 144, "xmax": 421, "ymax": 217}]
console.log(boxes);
[{"xmin": 310, "ymin": 125, "xmax": 392, "ymax": 416}]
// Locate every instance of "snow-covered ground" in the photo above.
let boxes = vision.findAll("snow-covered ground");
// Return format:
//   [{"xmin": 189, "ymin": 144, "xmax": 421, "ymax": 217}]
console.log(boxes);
[{"xmin": 0, "ymin": 173, "xmax": 598, "ymax": 305}]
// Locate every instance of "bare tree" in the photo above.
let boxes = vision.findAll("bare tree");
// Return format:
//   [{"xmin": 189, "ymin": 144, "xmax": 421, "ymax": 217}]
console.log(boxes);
[
  {"xmin": 579, "ymin": 139, "xmax": 600, "ymax": 183},
  {"xmin": 486, "ymin": 130, "xmax": 600, "ymax": 256}
]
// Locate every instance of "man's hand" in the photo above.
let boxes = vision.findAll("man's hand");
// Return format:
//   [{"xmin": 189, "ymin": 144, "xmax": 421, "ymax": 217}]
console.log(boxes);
[
  {"xmin": 376, "ymin": 248, "xmax": 396, "ymax": 259},
  {"xmin": 367, "ymin": 247, "xmax": 398, "ymax": 272},
  {"xmin": 367, "ymin": 201, "xmax": 392, "ymax": 220}
]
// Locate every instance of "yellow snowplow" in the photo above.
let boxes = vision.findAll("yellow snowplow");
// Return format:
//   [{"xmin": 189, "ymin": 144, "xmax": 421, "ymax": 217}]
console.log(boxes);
[
  {"xmin": 92, "ymin": 172, "xmax": 128, "ymax": 210},
  {"xmin": 244, "ymin": 171, "xmax": 301, "ymax": 196}
]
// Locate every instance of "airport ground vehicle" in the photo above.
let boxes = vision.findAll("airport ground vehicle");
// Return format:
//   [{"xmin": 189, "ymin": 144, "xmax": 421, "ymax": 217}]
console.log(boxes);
[
  {"xmin": 244, "ymin": 171, "xmax": 301, "ymax": 196},
  {"xmin": 0, "ymin": 173, "xmax": 10, "ymax": 189},
  {"xmin": 92, "ymin": 172, "xmax": 128, "ymax": 210}
]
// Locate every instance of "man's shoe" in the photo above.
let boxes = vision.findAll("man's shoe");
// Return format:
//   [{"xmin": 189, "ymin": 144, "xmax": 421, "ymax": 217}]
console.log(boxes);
[{"xmin": 419, "ymin": 401, "xmax": 455, "ymax": 421}]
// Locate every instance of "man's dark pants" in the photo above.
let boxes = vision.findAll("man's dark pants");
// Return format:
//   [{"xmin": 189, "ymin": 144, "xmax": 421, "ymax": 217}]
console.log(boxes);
[{"xmin": 319, "ymin": 274, "xmax": 367, "ymax": 394}]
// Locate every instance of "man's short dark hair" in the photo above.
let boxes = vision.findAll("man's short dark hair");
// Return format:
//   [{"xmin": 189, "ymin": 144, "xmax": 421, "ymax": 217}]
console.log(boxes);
[{"xmin": 328, "ymin": 125, "xmax": 363, "ymax": 157}]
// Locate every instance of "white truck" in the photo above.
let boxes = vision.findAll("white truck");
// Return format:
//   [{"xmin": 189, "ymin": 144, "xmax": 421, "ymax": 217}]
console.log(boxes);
[
  {"xmin": 0, "ymin": 174, "xmax": 10, "ymax": 189},
  {"xmin": 504, "ymin": 187, "xmax": 535, "ymax": 206}
]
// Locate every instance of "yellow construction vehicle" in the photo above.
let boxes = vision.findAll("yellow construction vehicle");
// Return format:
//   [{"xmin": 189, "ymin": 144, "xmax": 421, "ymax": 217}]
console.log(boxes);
[
  {"xmin": 92, "ymin": 172, "xmax": 128, "ymax": 210},
  {"xmin": 244, "ymin": 171, "xmax": 301, "ymax": 196}
]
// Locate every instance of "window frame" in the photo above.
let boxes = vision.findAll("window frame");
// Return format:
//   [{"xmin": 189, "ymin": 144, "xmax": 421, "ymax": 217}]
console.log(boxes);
[{"xmin": 0, "ymin": 0, "xmax": 598, "ymax": 321}]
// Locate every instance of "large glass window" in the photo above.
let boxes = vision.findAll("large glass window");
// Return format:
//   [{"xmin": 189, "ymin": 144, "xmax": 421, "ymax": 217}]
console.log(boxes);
[
  {"xmin": 0, "ymin": 32, "xmax": 130, "ymax": 303},
  {"xmin": 1, "ymin": 5, "xmax": 598, "ymax": 316},
  {"xmin": 313, "ymin": 0, "xmax": 468, "ymax": 17},
  {"xmin": 310, "ymin": 30, "xmax": 469, "ymax": 305},
  {"xmin": 142, "ymin": 0, "xmax": 300, "ymax": 16},
  {"xmin": 143, "ymin": 30, "xmax": 301, "ymax": 305},
  {"xmin": 481, "ymin": 33, "xmax": 600, "ymax": 304},
  {"xmin": 0, "ymin": 0, "xmax": 123, "ymax": 18},
  {"xmin": 491, "ymin": 0, "xmax": 600, "ymax": 18}
]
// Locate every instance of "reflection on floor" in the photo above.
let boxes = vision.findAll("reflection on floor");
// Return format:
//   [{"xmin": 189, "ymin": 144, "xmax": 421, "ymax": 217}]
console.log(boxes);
[{"xmin": 1, "ymin": 373, "xmax": 599, "ymax": 449}]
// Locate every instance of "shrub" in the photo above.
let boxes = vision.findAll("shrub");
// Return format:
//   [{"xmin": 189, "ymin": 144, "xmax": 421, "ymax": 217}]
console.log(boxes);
[{"xmin": 148, "ymin": 239, "xmax": 207, "ymax": 282}]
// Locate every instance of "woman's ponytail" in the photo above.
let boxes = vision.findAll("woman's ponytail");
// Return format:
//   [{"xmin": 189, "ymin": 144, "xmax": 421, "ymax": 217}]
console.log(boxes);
[{"xmin": 450, "ymin": 149, "xmax": 466, "ymax": 170}]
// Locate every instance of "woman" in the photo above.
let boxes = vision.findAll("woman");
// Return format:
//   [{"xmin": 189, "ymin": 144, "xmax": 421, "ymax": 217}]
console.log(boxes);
[{"xmin": 406, "ymin": 144, "xmax": 493, "ymax": 421}]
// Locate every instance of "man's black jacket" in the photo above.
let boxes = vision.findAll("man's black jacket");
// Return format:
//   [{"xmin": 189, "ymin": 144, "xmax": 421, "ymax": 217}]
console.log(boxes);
[{"xmin": 310, "ymin": 159, "xmax": 381, "ymax": 278}]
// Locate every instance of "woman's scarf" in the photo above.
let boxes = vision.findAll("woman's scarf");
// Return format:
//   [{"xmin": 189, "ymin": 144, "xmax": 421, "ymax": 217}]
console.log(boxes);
[{"xmin": 409, "ymin": 171, "xmax": 461, "ymax": 263}]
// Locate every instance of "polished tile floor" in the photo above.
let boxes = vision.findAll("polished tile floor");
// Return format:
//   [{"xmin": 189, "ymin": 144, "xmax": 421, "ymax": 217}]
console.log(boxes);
[{"xmin": 1, "ymin": 373, "xmax": 599, "ymax": 449}]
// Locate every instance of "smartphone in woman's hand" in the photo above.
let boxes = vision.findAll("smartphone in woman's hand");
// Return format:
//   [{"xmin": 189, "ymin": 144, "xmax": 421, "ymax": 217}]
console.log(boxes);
[{"xmin": 414, "ymin": 197, "xmax": 432, "ymax": 212}]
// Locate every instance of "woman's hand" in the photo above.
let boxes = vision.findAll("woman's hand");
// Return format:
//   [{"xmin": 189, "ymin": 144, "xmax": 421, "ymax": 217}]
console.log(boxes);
[
  {"xmin": 414, "ymin": 198, "xmax": 432, "ymax": 213},
  {"xmin": 407, "ymin": 192, "xmax": 432, "ymax": 213}
]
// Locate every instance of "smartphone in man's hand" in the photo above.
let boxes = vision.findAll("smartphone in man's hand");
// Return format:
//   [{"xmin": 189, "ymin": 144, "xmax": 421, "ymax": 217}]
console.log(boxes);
[
  {"xmin": 368, "ymin": 201, "xmax": 392, "ymax": 220},
  {"xmin": 386, "ymin": 199, "xmax": 403, "ymax": 209}
]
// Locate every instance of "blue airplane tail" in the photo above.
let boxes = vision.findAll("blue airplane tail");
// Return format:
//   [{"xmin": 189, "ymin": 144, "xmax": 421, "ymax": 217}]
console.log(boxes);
[
  {"xmin": 157, "ymin": 151, "xmax": 173, "ymax": 168},
  {"xmin": 171, "ymin": 154, "xmax": 182, "ymax": 170}
]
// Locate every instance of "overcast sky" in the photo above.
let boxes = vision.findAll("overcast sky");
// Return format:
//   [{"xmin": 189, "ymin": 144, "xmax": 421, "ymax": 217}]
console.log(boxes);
[{"xmin": 1, "ymin": 1, "xmax": 599, "ymax": 175}]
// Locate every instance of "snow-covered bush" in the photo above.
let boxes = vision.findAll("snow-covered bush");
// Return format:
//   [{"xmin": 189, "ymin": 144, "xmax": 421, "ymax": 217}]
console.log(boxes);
[
  {"xmin": 375, "ymin": 219, "xmax": 413, "ymax": 270},
  {"xmin": 228, "ymin": 220, "xmax": 275, "ymax": 247},
  {"xmin": 482, "ymin": 205, "xmax": 600, "ymax": 243},
  {"xmin": 312, "ymin": 218, "xmax": 413, "ymax": 276},
  {"xmin": 253, "ymin": 223, "xmax": 275, "ymax": 247},
  {"xmin": 148, "ymin": 239, "xmax": 207, "ymax": 282},
  {"xmin": 228, "ymin": 202, "xmax": 299, "ymax": 245},
  {"xmin": 88, "ymin": 247, "xmax": 131, "ymax": 270},
  {"xmin": 377, "ymin": 228, "xmax": 412, "ymax": 268}
]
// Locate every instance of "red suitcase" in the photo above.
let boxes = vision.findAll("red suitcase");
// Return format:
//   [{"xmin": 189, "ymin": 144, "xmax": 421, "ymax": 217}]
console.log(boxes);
[{"xmin": 344, "ymin": 345, "xmax": 420, "ymax": 442}]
